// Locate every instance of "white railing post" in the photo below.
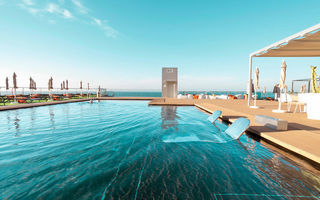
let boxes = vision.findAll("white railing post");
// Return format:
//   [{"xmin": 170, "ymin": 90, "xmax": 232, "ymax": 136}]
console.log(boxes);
[{"xmin": 248, "ymin": 56, "xmax": 253, "ymax": 106}]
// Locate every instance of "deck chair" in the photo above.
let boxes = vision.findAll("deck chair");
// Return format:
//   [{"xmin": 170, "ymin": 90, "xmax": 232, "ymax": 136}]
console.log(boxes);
[
  {"xmin": 207, "ymin": 110, "xmax": 222, "ymax": 123},
  {"xmin": 224, "ymin": 117, "xmax": 250, "ymax": 140},
  {"xmin": 294, "ymin": 93, "xmax": 307, "ymax": 113},
  {"xmin": 207, "ymin": 110, "xmax": 222, "ymax": 131}
]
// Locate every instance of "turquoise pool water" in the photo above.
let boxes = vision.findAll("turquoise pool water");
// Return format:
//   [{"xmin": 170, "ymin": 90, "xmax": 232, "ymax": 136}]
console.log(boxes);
[{"xmin": 0, "ymin": 101, "xmax": 319, "ymax": 200}]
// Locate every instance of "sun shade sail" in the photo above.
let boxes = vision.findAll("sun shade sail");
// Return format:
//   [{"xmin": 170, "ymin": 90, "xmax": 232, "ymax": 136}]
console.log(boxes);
[{"xmin": 251, "ymin": 23, "xmax": 320, "ymax": 57}]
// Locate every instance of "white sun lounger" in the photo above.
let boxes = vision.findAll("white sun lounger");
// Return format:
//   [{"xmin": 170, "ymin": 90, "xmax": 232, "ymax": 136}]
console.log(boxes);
[
  {"xmin": 207, "ymin": 110, "xmax": 222, "ymax": 124},
  {"xmin": 224, "ymin": 117, "xmax": 250, "ymax": 140}
]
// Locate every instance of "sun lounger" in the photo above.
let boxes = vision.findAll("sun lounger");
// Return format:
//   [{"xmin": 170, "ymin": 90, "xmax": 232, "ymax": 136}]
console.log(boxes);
[
  {"xmin": 207, "ymin": 110, "xmax": 222, "ymax": 124},
  {"xmin": 0, "ymin": 96, "xmax": 9, "ymax": 105},
  {"xmin": 216, "ymin": 95, "xmax": 228, "ymax": 99},
  {"xmin": 224, "ymin": 117, "xmax": 250, "ymax": 140}
]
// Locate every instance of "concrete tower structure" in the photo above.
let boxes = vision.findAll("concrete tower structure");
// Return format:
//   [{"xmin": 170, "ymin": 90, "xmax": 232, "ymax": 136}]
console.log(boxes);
[{"xmin": 162, "ymin": 68, "xmax": 178, "ymax": 98}]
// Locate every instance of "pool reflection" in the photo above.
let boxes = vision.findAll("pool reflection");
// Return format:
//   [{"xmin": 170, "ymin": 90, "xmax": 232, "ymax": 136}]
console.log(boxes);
[
  {"xmin": 14, "ymin": 111, "xmax": 20, "ymax": 136},
  {"xmin": 161, "ymin": 106, "xmax": 179, "ymax": 130},
  {"xmin": 49, "ymin": 106, "xmax": 55, "ymax": 130}
]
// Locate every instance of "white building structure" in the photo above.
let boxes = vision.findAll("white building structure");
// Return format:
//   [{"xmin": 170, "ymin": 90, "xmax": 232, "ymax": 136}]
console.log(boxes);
[{"xmin": 162, "ymin": 68, "xmax": 178, "ymax": 98}]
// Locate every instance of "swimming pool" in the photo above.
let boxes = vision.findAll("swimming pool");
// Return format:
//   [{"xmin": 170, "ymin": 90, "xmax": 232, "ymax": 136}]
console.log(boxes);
[{"xmin": 0, "ymin": 101, "xmax": 319, "ymax": 199}]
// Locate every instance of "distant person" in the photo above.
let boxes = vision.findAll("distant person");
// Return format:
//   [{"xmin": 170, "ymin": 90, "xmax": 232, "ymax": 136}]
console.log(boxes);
[
  {"xmin": 273, "ymin": 84, "xmax": 280, "ymax": 101},
  {"xmin": 246, "ymin": 79, "xmax": 255, "ymax": 96}
]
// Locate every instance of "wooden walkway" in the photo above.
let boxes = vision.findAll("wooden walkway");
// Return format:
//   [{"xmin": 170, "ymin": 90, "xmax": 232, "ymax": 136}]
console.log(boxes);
[
  {"xmin": 0, "ymin": 99, "xmax": 91, "ymax": 111},
  {"xmin": 150, "ymin": 98, "xmax": 320, "ymax": 165},
  {"xmin": 0, "ymin": 97, "xmax": 161, "ymax": 112}
]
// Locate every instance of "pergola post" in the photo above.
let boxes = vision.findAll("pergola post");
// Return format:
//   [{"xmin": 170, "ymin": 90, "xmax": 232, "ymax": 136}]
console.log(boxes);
[{"xmin": 248, "ymin": 56, "xmax": 253, "ymax": 106}]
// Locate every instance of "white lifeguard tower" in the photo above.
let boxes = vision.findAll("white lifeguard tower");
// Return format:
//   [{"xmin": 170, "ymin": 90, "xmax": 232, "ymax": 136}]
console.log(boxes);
[{"xmin": 162, "ymin": 67, "xmax": 178, "ymax": 98}]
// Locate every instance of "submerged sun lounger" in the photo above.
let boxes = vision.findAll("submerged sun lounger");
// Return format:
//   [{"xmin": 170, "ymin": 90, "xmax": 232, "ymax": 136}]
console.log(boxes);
[
  {"xmin": 207, "ymin": 110, "xmax": 222, "ymax": 124},
  {"xmin": 224, "ymin": 117, "xmax": 250, "ymax": 140}
]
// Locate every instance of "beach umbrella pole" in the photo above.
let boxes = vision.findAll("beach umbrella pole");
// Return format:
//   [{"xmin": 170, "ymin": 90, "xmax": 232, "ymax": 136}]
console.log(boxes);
[
  {"xmin": 13, "ymin": 88, "xmax": 17, "ymax": 103},
  {"xmin": 273, "ymin": 90, "xmax": 287, "ymax": 113},
  {"xmin": 250, "ymin": 90, "xmax": 259, "ymax": 109},
  {"xmin": 254, "ymin": 90, "xmax": 257, "ymax": 107},
  {"xmin": 278, "ymin": 95, "xmax": 282, "ymax": 110}
]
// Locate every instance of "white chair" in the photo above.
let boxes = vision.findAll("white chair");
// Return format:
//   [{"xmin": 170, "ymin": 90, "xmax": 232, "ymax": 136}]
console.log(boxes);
[
  {"xmin": 216, "ymin": 95, "xmax": 228, "ymax": 99},
  {"xmin": 294, "ymin": 93, "xmax": 307, "ymax": 113}
]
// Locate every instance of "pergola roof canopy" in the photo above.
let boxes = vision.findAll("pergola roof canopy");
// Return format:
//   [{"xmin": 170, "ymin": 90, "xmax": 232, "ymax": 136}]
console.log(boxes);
[{"xmin": 251, "ymin": 23, "xmax": 320, "ymax": 57}]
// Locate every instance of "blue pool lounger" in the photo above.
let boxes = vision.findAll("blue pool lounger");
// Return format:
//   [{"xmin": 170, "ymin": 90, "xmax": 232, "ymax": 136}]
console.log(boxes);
[
  {"xmin": 207, "ymin": 110, "xmax": 222, "ymax": 124},
  {"xmin": 224, "ymin": 117, "xmax": 250, "ymax": 140}
]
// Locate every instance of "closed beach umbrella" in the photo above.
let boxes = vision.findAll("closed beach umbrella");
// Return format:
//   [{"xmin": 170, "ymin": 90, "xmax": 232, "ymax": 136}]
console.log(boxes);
[
  {"xmin": 254, "ymin": 67, "xmax": 260, "ymax": 90},
  {"xmin": 250, "ymin": 67, "xmax": 260, "ymax": 108},
  {"xmin": 87, "ymin": 83, "xmax": 89, "ymax": 90},
  {"xmin": 66, "ymin": 80, "xmax": 69, "ymax": 90},
  {"xmin": 48, "ymin": 79, "xmax": 50, "ymax": 90},
  {"xmin": 29, "ymin": 77, "xmax": 33, "ymax": 95},
  {"xmin": 48, "ymin": 77, "xmax": 53, "ymax": 90},
  {"xmin": 63, "ymin": 81, "xmax": 65, "ymax": 90},
  {"xmin": 80, "ymin": 81, "xmax": 82, "ymax": 90},
  {"xmin": 273, "ymin": 60, "xmax": 287, "ymax": 112},
  {"xmin": 280, "ymin": 60, "xmax": 287, "ymax": 89},
  {"xmin": 12, "ymin": 73, "xmax": 17, "ymax": 100},
  {"xmin": 13, "ymin": 72, "xmax": 17, "ymax": 89},
  {"xmin": 5, "ymin": 77, "xmax": 9, "ymax": 90},
  {"xmin": 29, "ymin": 77, "xmax": 33, "ymax": 89},
  {"xmin": 61, "ymin": 83, "xmax": 63, "ymax": 90}
]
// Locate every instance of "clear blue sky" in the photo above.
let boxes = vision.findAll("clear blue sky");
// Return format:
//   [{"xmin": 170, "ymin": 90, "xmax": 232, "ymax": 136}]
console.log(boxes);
[{"xmin": 1, "ymin": 0, "xmax": 320, "ymax": 91}]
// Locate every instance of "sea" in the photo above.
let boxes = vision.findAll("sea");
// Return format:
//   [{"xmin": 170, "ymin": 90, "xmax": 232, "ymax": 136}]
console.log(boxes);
[{"xmin": 111, "ymin": 91, "xmax": 275, "ymax": 99}]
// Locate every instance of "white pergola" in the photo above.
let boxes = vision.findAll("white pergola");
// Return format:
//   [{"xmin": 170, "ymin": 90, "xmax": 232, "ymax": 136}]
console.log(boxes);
[{"xmin": 248, "ymin": 23, "xmax": 320, "ymax": 105}]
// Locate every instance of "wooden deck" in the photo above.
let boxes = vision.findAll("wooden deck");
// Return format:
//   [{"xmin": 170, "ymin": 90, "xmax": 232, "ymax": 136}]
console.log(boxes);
[
  {"xmin": 0, "ymin": 98, "xmax": 91, "ymax": 111},
  {"xmin": 150, "ymin": 98, "xmax": 320, "ymax": 166},
  {"xmin": 0, "ymin": 97, "xmax": 161, "ymax": 112}
]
